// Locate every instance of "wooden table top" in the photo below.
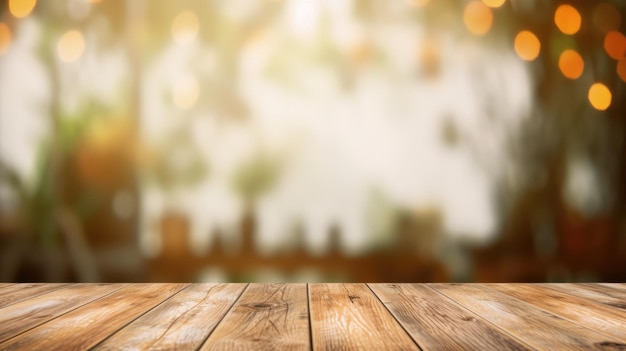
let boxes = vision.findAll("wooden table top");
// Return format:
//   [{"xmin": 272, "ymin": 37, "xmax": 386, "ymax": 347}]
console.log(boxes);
[{"xmin": 0, "ymin": 283, "xmax": 624, "ymax": 350}]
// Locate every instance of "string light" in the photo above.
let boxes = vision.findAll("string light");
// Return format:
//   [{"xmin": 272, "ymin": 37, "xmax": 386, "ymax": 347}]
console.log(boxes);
[
  {"xmin": 464, "ymin": 1, "xmax": 493, "ymax": 36},
  {"xmin": 9, "ymin": 0, "xmax": 36, "ymax": 18},
  {"xmin": 0, "ymin": 23, "xmax": 11, "ymax": 55},
  {"xmin": 604, "ymin": 31, "xmax": 626, "ymax": 60},
  {"xmin": 554, "ymin": 4, "xmax": 581, "ymax": 35},
  {"xmin": 558, "ymin": 50, "xmax": 584, "ymax": 79},
  {"xmin": 514, "ymin": 31, "xmax": 540, "ymax": 61},
  {"xmin": 172, "ymin": 11, "xmax": 199, "ymax": 44},
  {"xmin": 588, "ymin": 83, "xmax": 612, "ymax": 111},
  {"xmin": 482, "ymin": 0, "xmax": 505, "ymax": 9},
  {"xmin": 57, "ymin": 30, "xmax": 85, "ymax": 63}
]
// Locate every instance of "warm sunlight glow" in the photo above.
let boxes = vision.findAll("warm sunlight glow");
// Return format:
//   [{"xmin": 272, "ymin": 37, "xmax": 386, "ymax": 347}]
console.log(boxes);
[
  {"xmin": 592, "ymin": 2, "xmax": 621, "ymax": 34},
  {"xmin": 618, "ymin": 58, "xmax": 626, "ymax": 83},
  {"xmin": 172, "ymin": 11, "xmax": 199, "ymax": 44},
  {"xmin": 604, "ymin": 31, "xmax": 626, "ymax": 60},
  {"xmin": 57, "ymin": 30, "xmax": 85, "ymax": 63},
  {"xmin": 172, "ymin": 75, "xmax": 199, "ymax": 110},
  {"xmin": 514, "ymin": 30, "xmax": 540, "ymax": 61},
  {"xmin": 8, "ymin": 0, "xmax": 36, "ymax": 18},
  {"xmin": 482, "ymin": 0, "xmax": 505, "ymax": 9},
  {"xmin": 464, "ymin": 1, "xmax": 493, "ymax": 36},
  {"xmin": 558, "ymin": 50, "xmax": 584, "ymax": 79},
  {"xmin": 588, "ymin": 83, "xmax": 612, "ymax": 111},
  {"xmin": 554, "ymin": 4, "xmax": 581, "ymax": 35},
  {"xmin": 0, "ymin": 23, "xmax": 11, "ymax": 55}
]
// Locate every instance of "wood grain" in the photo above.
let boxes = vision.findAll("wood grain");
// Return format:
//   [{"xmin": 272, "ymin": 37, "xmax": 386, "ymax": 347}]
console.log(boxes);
[
  {"xmin": 200, "ymin": 283, "xmax": 309, "ymax": 351},
  {"xmin": 432, "ymin": 284, "xmax": 626, "ymax": 351},
  {"xmin": 0, "ymin": 283, "xmax": 66, "ymax": 308},
  {"xmin": 546, "ymin": 283, "xmax": 626, "ymax": 312},
  {"xmin": 0, "ymin": 284, "xmax": 124, "ymax": 344},
  {"xmin": 0, "ymin": 283, "xmax": 187, "ymax": 350},
  {"xmin": 309, "ymin": 283, "xmax": 419, "ymax": 351},
  {"xmin": 490, "ymin": 284, "xmax": 626, "ymax": 342},
  {"xmin": 370, "ymin": 283, "xmax": 532, "ymax": 351},
  {"xmin": 94, "ymin": 283, "xmax": 246, "ymax": 350}
]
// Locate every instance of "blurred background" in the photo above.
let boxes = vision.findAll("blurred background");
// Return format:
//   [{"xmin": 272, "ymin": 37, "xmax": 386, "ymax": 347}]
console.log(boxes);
[{"xmin": 0, "ymin": 0, "xmax": 625, "ymax": 283}]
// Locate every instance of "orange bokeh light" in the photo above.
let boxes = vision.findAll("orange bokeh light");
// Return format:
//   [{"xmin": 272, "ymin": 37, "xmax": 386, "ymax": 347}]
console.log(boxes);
[
  {"xmin": 604, "ymin": 31, "xmax": 626, "ymax": 60},
  {"xmin": 57, "ymin": 30, "xmax": 85, "ymax": 63},
  {"xmin": 618, "ymin": 58, "xmax": 626, "ymax": 83},
  {"xmin": 588, "ymin": 83, "xmax": 612, "ymax": 111},
  {"xmin": 554, "ymin": 4, "xmax": 581, "ymax": 35},
  {"xmin": 464, "ymin": 1, "xmax": 493, "ymax": 36},
  {"xmin": 514, "ymin": 30, "xmax": 540, "ymax": 61},
  {"xmin": 9, "ymin": 0, "xmax": 36, "ymax": 18},
  {"xmin": 0, "ymin": 23, "xmax": 11, "ymax": 55},
  {"xmin": 558, "ymin": 50, "xmax": 584, "ymax": 80}
]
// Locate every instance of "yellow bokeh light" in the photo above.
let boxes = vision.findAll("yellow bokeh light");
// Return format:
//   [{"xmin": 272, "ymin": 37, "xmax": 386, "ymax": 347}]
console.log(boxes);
[
  {"xmin": 172, "ymin": 11, "xmax": 199, "ymax": 44},
  {"xmin": 172, "ymin": 76, "xmax": 200, "ymax": 110},
  {"xmin": 558, "ymin": 50, "xmax": 584, "ymax": 79},
  {"xmin": 9, "ymin": 0, "xmax": 36, "ymax": 18},
  {"xmin": 592, "ymin": 2, "xmax": 621, "ymax": 34},
  {"xmin": 57, "ymin": 30, "xmax": 85, "ymax": 63},
  {"xmin": 554, "ymin": 4, "xmax": 581, "ymax": 35},
  {"xmin": 514, "ymin": 30, "xmax": 540, "ymax": 61},
  {"xmin": 464, "ymin": 1, "xmax": 493, "ymax": 36},
  {"xmin": 618, "ymin": 58, "xmax": 626, "ymax": 83},
  {"xmin": 588, "ymin": 83, "xmax": 612, "ymax": 111},
  {"xmin": 604, "ymin": 31, "xmax": 626, "ymax": 60},
  {"xmin": 482, "ymin": 0, "xmax": 505, "ymax": 8},
  {"xmin": 0, "ymin": 23, "xmax": 11, "ymax": 55}
]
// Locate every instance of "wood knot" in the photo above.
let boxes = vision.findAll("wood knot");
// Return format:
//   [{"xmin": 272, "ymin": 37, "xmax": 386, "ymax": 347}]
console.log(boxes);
[
  {"xmin": 461, "ymin": 316, "xmax": 474, "ymax": 322},
  {"xmin": 348, "ymin": 295, "xmax": 360, "ymax": 303}
]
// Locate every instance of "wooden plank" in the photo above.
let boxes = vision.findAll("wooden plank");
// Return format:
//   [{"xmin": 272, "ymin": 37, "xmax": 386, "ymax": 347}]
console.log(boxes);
[
  {"xmin": 0, "ymin": 284, "xmax": 125, "ymax": 344},
  {"xmin": 309, "ymin": 283, "xmax": 419, "ymax": 351},
  {"xmin": 370, "ymin": 284, "xmax": 532, "ymax": 351},
  {"xmin": 0, "ymin": 283, "xmax": 187, "ymax": 350},
  {"xmin": 94, "ymin": 283, "xmax": 246, "ymax": 351},
  {"xmin": 200, "ymin": 283, "xmax": 309, "ymax": 351},
  {"xmin": 0, "ymin": 283, "xmax": 67, "ymax": 308},
  {"xmin": 546, "ymin": 284, "xmax": 626, "ymax": 312},
  {"xmin": 490, "ymin": 284, "xmax": 626, "ymax": 342},
  {"xmin": 432, "ymin": 284, "xmax": 626, "ymax": 351},
  {"xmin": 596, "ymin": 283, "xmax": 626, "ymax": 293}
]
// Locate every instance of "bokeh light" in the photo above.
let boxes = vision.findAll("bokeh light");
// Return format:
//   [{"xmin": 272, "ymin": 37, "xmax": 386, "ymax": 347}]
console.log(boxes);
[
  {"xmin": 588, "ymin": 83, "xmax": 612, "ymax": 111},
  {"xmin": 57, "ymin": 30, "xmax": 85, "ymax": 63},
  {"xmin": 604, "ymin": 31, "xmax": 626, "ymax": 60},
  {"xmin": 592, "ymin": 2, "xmax": 621, "ymax": 34},
  {"xmin": 514, "ymin": 30, "xmax": 541, "ymax": 61},
  {"xmin": 558, "ymin": 49, "xmax": 584, "ymax": 79},
  {"xmin": 482, "ymin": 0, "xmax": 505, "ymax": 9},
  {"xmin": 554, "ymin": 4, "xmax": 581, "ymax": 35},
  {"xmin": 171, "ymin": 11, "xmax": 199, "ymax": 44},
  {"xmin": 172, "ymin": 75, "xmax": 199, "ymax": 110},
  {"xmin": 0, "ymin": 23, "xmax": 11, "ymax": 55},
  {"xmin": 618, "ymin": 58, "xmax": 626, "ymax": 83},
  {"xmin": 9, "ymin": 0, "xmax": 37, "ymax": 18},
  {"xmin": 464, "ymin": 1, "xmax": 493, "ymax": 36}
]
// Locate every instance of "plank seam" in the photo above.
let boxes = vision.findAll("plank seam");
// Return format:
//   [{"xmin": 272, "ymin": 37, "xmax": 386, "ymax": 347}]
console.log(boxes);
[
  {"xmin": 306, "ymin": 283, "xmax": 313, "ymax": 351},
  {"xmin": 366, "ymin": 283, "xmax": 424, "ymax": 351},
  {"xmin": 195, "ymin": 282, "xmax": 250, "ymax": 351},
  {"xmin": 86, "ymin": 283, "xmax": 192, "ymax": 351},
  {"xmin": 0, "ymin": 284, "xmax": 129, "ymax": 347},
  {"xmin": 426, "ymin": 284, "xmax": 540, "ymax": 351}
]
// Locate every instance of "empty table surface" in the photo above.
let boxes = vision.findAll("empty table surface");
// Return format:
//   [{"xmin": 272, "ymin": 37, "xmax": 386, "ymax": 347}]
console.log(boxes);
[{"xmin": 0, "ymin": 283, "xmax": 624, "ymax": 350}]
